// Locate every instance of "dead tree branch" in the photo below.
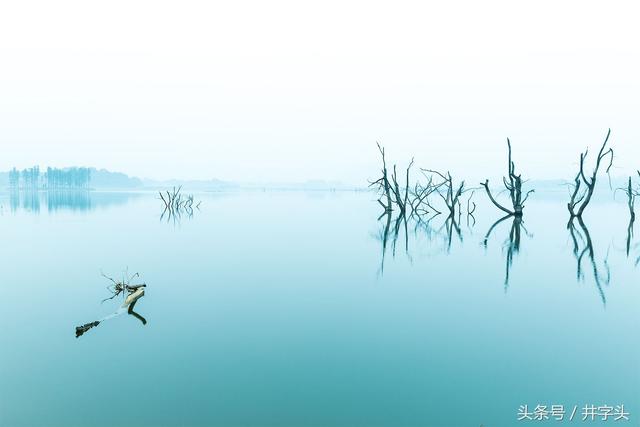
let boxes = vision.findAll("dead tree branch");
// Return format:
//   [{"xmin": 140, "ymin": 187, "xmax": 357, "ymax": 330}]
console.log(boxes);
[
  {"xmin": 481, "ymin": 139, "xmax": 533, "ymax": 217},
  {"xmin": 159, "ymin": 186, "xmax": 201, "ymax": 223},
  {"xmin": 422, "ymin": 169, "xmax": 466, "ymax": 219},
  {"xmin": 370, "ymin": 143, "xmax": 394, "ymax": 213},
  {"xmin": 567, "ymin": 129, "xmax": 614, "ymax": 218}
]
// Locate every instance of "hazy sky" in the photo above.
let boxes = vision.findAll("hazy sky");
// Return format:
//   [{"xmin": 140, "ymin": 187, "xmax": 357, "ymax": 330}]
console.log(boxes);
[{"xmin": 1, "ymin": 0, "xmax": 639, "ymax": 184}]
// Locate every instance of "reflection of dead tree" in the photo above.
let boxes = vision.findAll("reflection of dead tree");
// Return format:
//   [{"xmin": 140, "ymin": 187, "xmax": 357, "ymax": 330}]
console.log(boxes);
[
  {"xmin": 443, "ymin": 215, "xmax": 462, "ymax": 252},
  {"xmin": 623, "ymin": 174, "xmax": 639, "ymax": 221},
  {"xmin": 466, "ymin": 190, "xmax": 477, "ymax": 226},
  {"xmin": 483, "ymin": 214, "xmax": 530, "ymax": 290},
  {"xmin": 376, "ymin": 211, "xmax": 393, "ymax": 274},
  {"xmin": 418, "ymin": 170, "xmax": 474, "ymax": 252},
  {"xmin": 159, "ymin": 186, "xmax": 201, "ymax": 223},
  {"xmin": 375, "ymin": 196, "xmax": 473, "ymax": 273},
  {"xmin": 410, "ymin": 211, "xmax": 463, "ymax": 254},
  {"xmin": 567, "ymin": 217, "xmax": 610, "ymax": 306},
  {"xmin": 567, "ymin": 129, "xmax": 614, "ymax": 219},
  {"xmin": 618, "ymin": 174, "xmax": 640, "ymax": 256},
  {"xmin": 370, "ymin": 144, "xmax": 478, "ymax": 272},
  {"xmin": 375, "ymin": 211, "xmax": 411, "ymax": 275},
  {"xmin": 481, "ymin": 139, "xmax": 533, "ymax": 217},
  {"xmin": 370, "ymin": 143, "xmax": 418, "ymax": 274}
]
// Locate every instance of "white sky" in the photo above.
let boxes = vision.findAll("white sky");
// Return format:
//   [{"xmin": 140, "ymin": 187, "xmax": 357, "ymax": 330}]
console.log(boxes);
[{"xmin": 0, "ymin": 0, "xmax": 639, "ymax": 183}]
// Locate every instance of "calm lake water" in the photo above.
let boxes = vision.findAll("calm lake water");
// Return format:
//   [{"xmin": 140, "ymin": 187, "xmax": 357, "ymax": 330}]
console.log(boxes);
[{"xmin": 0, "ymin": 190, "xmax": 638, "ymax": 427}]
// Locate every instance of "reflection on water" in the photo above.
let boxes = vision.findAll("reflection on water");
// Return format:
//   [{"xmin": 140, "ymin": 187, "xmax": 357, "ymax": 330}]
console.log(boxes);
[
  {"xmin": 375, "ymin": 201, "xmax": 625, "ymax": 306},
  {"xmin": 0, "ymin": 192, "xmax": 637, "ymax": 427},
  {"xmin": 376, "ymin": 208, "xmax": 477, "ymax": 275},
  {"xmin": 568, "ymin": 217, "xmax": 610, "ymax": 305},
  {"xmin": 2, "ymin": 190, "xmax": 142, "ymax": 213},
  {"xmin": 483, "ymin": 214, "xmax": 532, "ymax": 290}
]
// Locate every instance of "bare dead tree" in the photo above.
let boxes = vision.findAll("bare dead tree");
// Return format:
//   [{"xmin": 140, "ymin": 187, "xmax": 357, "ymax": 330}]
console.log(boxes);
[
  {"xmin": 422, "ymin": 170, "xmax": 466, "ymax": 219},
  {"xmin": 567, "ymin": 129, "xmax": 614, "ymax": 218},
  {"xmin": 370, "ymin": 143, "xmax": 394, "ymax": 213},
  {"xmin": 409, "ymin": 176, "xmax": 443, "ymax": 217},
  {"xmin": 617, "ymin": 172, "xmax": 640, "ymax": 256},
  {"xmin": 389, "ymin": 159, "xmax": 415, "ymax": 216},
  {"xmin": 481, "ymin": 139, "xmax": 533, "ymax": 217},
  {"xmin": 620, "ymin": 173, "xmax": 639, "ymax": 222},
  {"xmin": 159, "ymin": 186, "xmax": 201, "ymax": 223}
]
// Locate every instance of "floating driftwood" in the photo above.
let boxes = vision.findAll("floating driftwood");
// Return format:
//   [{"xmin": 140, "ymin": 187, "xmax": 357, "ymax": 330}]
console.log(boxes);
[
  {"xmin": 125, "ymin": 287, "xmax": 145, "ymax": 307},
  {"xmin": 75, "ymin": 321, "xmax": 100, "ymax": 338},
  {"xmin": 100, "ymin": 270, "xmax": 146, "ymax": 303},
  {"xmin": 75, "ymin": 270, "xmax": 148, "ymax": 338}
]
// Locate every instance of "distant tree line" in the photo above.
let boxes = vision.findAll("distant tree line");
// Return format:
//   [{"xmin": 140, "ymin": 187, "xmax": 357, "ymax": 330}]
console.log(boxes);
[{"xmin": 8, "ymin": 166, "xmax": 91, "ymax": 189}]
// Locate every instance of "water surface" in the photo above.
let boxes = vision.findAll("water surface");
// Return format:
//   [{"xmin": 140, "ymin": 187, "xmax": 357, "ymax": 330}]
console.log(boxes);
[{"xmin": 0, "ymin": 190, "xmax": 637, "ymax": 427}]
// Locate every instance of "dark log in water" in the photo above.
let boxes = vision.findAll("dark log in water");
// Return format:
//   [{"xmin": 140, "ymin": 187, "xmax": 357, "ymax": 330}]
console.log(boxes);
[{"xmin": 75, "ymin": 321, "xmax": 100, "ymax": 338}]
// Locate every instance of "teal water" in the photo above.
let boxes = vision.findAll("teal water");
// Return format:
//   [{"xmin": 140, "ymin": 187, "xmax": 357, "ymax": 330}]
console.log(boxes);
[{"xmin": 0, "ymin": 190, "xmax": 637, "ymax": 427}]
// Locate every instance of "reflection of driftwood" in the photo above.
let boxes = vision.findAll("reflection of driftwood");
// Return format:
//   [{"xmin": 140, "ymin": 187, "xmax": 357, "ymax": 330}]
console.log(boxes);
[
  {"xmin": 127, "ymin": 300, "xmax": 147, "ymax": 325},
  {"xmin": 481, "ymin": 139, "xmax": 533, "ymax": 216},
  {"xmin": 568, "ymin": 217, "xmax": 610, "ymax": 305},
  {"xmin": 567, "ymin": 129, "xmax": 613, "ymax": 218}
]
